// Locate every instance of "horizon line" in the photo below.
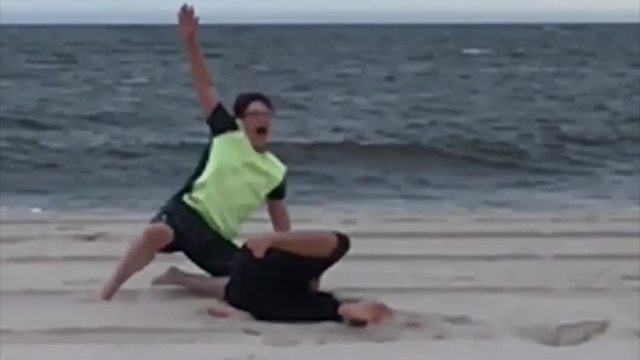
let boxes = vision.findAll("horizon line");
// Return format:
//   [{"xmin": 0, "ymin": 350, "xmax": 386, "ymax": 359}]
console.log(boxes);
[{"xmin": 1, "ymin": 20, "xmax": 639, "ymax": 26}]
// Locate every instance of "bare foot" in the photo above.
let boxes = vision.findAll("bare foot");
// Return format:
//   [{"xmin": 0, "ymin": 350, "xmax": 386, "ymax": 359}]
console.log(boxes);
[
  {"xmin": 206, "ymin": 300, "xmax": 252, "ymax": 320},
  {"xmin": 151, "ymin": 266, "xmax": 183, "ymax": 286}
]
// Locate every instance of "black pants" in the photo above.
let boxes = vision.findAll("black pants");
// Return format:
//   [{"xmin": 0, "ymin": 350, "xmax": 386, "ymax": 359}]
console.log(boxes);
[
  {"xmin": 224, "ymin": 233, "xmax": 351, "ymax": 323},
  {"xmin": 150, "ymin": 199, "xmax": 239, "ymax": 276}
]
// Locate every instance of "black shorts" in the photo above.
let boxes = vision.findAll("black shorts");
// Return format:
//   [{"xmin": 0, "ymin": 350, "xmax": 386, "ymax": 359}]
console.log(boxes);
[
  {"xmin": 224, "ymin": 233, "xmax": 351, "ymax": 323},
  {"xmin": 150, "ymin": 199, "xmax": 239, "ymax": 276}
]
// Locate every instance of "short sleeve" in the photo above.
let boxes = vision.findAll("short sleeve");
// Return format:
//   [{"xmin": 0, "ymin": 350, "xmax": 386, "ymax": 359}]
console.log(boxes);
[
  {"xmin": 207, "ymin": 103, "xmax": 239, "ymax": 137},
  {"xmin": 266, "ymin": 177, "xmax": 287, "ymax": 201}
]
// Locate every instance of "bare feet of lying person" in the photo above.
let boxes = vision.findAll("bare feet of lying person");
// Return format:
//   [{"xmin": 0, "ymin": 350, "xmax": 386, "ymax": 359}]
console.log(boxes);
[
  {"xmin": 151, "ymin": 266, "xmax": 229, "ymax": 298},
  {"xmin": 207, "ymin": 299, "xmax": 252, "ymax": 320},
  {"xmin": 151, "ymin": 266, "xmax": 183, "ymax": 286},
  {"xmin": 339, "ymin": 301, "xmax": 393, "ymax": 326}
]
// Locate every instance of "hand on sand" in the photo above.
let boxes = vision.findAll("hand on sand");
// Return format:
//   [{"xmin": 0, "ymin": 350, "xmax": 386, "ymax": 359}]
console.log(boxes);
[
  {"xmin": 339, "ymin": 301, "xmax": 393, "ymax": 326},
  {"xmin": 245, "ymin": 237, "xmax": 272, "ymax": 258},
  {"xmin": 100, "ymin": 281, "xmax": 117, "ymax": 301},
  {"xmin": 178, "ymin": 4, "xmax": 199, "ymax": 42}
]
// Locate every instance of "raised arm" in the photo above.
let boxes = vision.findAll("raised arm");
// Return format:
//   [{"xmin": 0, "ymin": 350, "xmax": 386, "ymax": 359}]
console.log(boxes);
[{"xmin": 178, "ymin": 4, "xmax": 219, "ymax": 116}]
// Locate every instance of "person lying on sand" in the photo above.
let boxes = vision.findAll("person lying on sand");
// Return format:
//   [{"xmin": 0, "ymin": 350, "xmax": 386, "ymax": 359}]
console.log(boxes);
[
  {"xmin": 153, "ymin": 231, "xmax": 393, "ymax": 325},
  {"xmin": 101, "ymin": 4, "xmax": 293, "ymax": 300}
]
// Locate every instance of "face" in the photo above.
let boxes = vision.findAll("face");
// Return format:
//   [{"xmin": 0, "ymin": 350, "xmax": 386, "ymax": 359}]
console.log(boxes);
[{"xmin": 241, "ymin": 100, "xmax": 273, "ymax": 151}]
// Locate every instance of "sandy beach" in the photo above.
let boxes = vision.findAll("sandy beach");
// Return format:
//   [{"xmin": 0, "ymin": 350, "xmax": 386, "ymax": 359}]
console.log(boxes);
[{"xmin": 1, "ymin": 209, "xmax": 639, "ymax": 359}]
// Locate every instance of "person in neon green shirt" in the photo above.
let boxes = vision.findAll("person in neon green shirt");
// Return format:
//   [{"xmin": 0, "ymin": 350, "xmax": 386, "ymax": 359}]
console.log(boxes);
[
  {"xmin": 102, "ymin": 5, "xmax": 394, "ymax": 326},
  {"xmin": 101, "ymin": 4, "xmax": 292, "ymax": 301}
]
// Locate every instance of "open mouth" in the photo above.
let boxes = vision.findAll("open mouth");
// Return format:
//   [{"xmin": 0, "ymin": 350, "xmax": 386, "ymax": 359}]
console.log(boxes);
[{"xmin": 256, "ymin": 127, "xmax": 268, "ymax": 135}]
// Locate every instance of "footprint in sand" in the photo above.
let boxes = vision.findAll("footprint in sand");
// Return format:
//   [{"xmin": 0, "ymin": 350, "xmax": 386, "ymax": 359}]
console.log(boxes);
[
  {"xmin": 442, "ymin": 314, "xmax": 477, "ymax": 326},
  {"xmin": 73, "ymin": 231, "xmax": 108, "ymax": 242},
  {"xmin": 56, "ymin": 225, "xmax": 84, "ymax": 231},
  {"xmin": 515, "ymin": 318, "xmax": 609, "ymax": 346},
  {"xmin": 64, "ymin": 278, "xmax": 104, "ymax": 286},
  {"xmin": 261, "ymin": 333, "xmax": 302, "ymax": 347}
]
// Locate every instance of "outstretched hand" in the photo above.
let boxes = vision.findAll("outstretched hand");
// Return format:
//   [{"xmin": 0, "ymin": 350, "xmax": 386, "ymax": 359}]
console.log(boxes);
[
  {"xmin": 178, "ymin": 4, "xmax": 199, "ymax": 42},
  {"xmin": 339, "ymin": 301, "xmax": 393, "ymax": 326}
]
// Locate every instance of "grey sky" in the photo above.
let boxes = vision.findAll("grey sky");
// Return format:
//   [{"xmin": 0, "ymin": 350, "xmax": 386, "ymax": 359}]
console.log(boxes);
[{"xmin": 1, "ymin": 0, "xmax": 638, "ymax": 23}]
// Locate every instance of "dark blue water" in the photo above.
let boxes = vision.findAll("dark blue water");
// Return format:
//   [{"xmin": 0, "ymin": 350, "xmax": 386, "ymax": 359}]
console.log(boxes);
[{"xmin": 0, "ymin": 25, "xmax": 639, "ymax": 214}]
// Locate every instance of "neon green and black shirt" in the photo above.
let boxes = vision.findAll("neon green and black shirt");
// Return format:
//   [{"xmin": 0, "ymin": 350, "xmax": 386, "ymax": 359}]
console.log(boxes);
[{"xmin": 172, "ymin": 104, "xmax": 287, "ymax": 242}]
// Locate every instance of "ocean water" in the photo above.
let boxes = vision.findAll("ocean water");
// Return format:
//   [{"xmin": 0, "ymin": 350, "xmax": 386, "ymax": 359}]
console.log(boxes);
[{"xmin": 0, "ymin": 24, "xmax": 639, "ymax": 215}]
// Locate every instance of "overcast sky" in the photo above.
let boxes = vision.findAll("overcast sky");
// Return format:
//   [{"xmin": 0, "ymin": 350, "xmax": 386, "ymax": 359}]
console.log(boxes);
[{"xmin": 1, "ymin": 0, "xmax": 638, "ymax": 23}]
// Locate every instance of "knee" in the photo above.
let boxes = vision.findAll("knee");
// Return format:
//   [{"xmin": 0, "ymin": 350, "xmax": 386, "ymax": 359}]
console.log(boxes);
[
  {"xmin": 332, "ymin": 231, "xmax": 351, "ymax": 258},
  {"xmin": 141, "ymin": 223, "xmax": 173, "ymax": 250}
]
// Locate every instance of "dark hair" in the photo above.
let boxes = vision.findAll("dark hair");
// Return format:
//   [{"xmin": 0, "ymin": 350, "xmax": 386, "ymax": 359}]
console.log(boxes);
[{"xmin": 233, "ymin": 92, "xmax": 274, "ymax": 118}]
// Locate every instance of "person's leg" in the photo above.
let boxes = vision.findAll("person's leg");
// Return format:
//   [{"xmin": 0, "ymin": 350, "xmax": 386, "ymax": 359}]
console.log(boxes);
[
  {"xmin": 100, "ymin": 223, "xmax": 173, "ymax": 301},
  {"xmin": 248, "ymin": 231, "xmax": 347, "ymax": 259},
  {"xmin": 173, "ymin": 203, "xmax": 239, "ymax": 277},
  {"xmin": 227, "ymin": 281, "xmax": 392, "ymax": 325},
  {"xmin": 151, "ymin": 266, "xmax": 229, "ymax": 299},
  {"xmin": 206, "ymin": 299, "xmax": 252, "ymax": 319},
  {"xmin": 225, "ymin": 232, "xmax": 359, "ymax": 323},
  {"xmin": 245, "ymin": 231, "xmax": 350, "ymax": 287}
]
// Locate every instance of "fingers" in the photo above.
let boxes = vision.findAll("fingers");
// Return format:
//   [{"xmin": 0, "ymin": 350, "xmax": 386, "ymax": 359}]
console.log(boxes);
[
  {"xmin": 178, "ymin": 4, "xmax": 187, "ymax": 21},
  {"xmin": 178, "ymin": 4, "xmax": 196, "ymax": 22}
]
